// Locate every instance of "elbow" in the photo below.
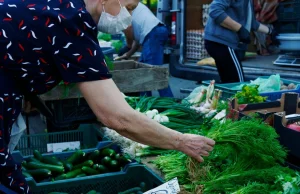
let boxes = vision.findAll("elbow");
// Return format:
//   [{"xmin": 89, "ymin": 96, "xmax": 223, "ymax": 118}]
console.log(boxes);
[{"xmin": 96, "ymin": 109, "xmax": 134, "ymax": 133}]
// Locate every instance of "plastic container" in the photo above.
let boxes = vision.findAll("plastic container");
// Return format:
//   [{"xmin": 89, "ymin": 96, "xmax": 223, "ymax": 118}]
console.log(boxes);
[
  {"xmin": 11, "ymin": 143, "xmax": 162, "ymax": 194},
  {"xmin": 277, "ymin": 33, "xmax": 300, "ymax": 51},
  {"xmin": 102, "ymin": 47, "xmax": 116, "ymax": 60},
  {"xmin": 16, "ymin": 124, "xmax": 108, "ymax": 156},
  {"xmin": 45, "ymin": 98, "xmax": 96, "ymax": 130},
  {"xmin": 202, "ymin": 77, "xmax": 300, "ymax": 101}
]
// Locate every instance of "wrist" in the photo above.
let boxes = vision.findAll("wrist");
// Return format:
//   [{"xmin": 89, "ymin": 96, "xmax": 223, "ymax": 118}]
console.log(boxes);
[
  {"xmin": 236, "ymin": 24, "xmax": 242, "ymax": 32},
  {"xmin": 173, "ymin": 132, "xmax": 185, "ymax": 151}
]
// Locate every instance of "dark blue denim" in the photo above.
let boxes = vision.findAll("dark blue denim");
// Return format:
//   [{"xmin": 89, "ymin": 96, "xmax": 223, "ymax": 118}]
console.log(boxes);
[{"xmin": 139, "ymin": 25, "xmax": 174, "ymax": 97}]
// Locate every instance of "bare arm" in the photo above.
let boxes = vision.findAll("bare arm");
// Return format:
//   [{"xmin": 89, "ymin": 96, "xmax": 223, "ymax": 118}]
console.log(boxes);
[
  {"xmin": 125, "ymin": 40, "xmax": 139, "ymax": 57},
  {"xmin": 257, "ymin": 23, "xmax": 270, "ymax": 34},
  {"xmin": 123, "ymin": 26, "xmax": 134, "ymax": 48},
  {"xmin": 78, "ymin": 79, "xmax": 215, "ymax": 162}
]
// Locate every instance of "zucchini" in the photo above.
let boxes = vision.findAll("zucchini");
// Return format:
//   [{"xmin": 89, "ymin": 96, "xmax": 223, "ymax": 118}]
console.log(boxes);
[
  {"xmin": 65, "ymin": 169, "xmax": 83, "ymax": 179},
  {"xmin": 108, "ymin": 160, "xmax": 120, "ymax": 172},
  {"xmin": 75, "ymin": 173, "xmax": 86, "ymax": 178},
  {"xmin": 54, "ymin": 174, "xmax": 67, "ymax": 181},
  {"xmin": 73, "ymin": 160, "xmax": 93, "ymax": 170},
  {"xmin": 101, "ymin": 156, "xmax": 111, "ymax": 166},
  {"xmin": 67, "ymin": 150, "xmax": 85, "ymax": 164},
  {"xmin": 118, "ymin": 156, "xmax": 132, "ymax": 166},
  {"xmin": 26, "ymin": 169, "xmax": 52, "ymax": 180},
  {"xmin": 92, "ymin": 164, "xmax": 99, "ymax": 170},
  {"xmin": 96, "ymin": 165, "xmax": 108, "ymax": 174},
  {"xmin": 118, "ymin": 187, "xmax": 142, "ymax": 194},
  {"xmin": 88, "ymin": 150, "xmax": 100, "ymax": 162},
  {"xmin": 26, "ymin": 162, "xmax": 64, "ymax": 174},
  {"xmin": 114, "ymin": 153, "xmax": 121, "ymax": 160},
  {"xmin": 22, "ymin": 171, "xmax": 32, "ymax": 178},
  {"xmin": 42, "ymin": 156, "xmax": 63, "ymax": 166},
  {"xmin": 100, "ymin": 148, "xmax": 116, "ymax": 158},
  {"xmin": 86, "ymin": 190, "xmax": 97, "ymax": 194},
  {"xmin": 33, "ymin": 150, "xmax": 43, "ymax": 161},
  {"xmin": 82, "ymin": 166, "xmax": 99, "ymax": 175},
  {"xmin": 26, "ymin": 157, "xmax": 41, "ymax": 163},
  {"xmin": 62, "ymin": 161, "xmax": 73, "ymax": 172}
]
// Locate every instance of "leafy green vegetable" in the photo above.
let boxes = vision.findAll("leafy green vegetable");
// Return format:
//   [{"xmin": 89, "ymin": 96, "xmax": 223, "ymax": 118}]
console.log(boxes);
[
  {"xmin": 154, "ymin": 117, "xmax": 293, "ymax": 193},
  {"xmin": 97, "ymin": 32, "xmax": 111, "ymax": 41},
  {"xmin": 274, "ymin": 172, "xmax": 300, "ymax": 194},
  {"xmin": 111, "ymin": 40, "xmax": 124, "ymax": 53},
  {"xmin": 235, "ymin": 85, "xmax": 267, "ymax": 104}
]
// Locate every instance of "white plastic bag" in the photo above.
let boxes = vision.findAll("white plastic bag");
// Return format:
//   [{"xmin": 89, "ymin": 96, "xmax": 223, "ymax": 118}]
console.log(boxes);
[{"xmin": 9, "ymin": 113, "xmax": 26, "ymax": 151}]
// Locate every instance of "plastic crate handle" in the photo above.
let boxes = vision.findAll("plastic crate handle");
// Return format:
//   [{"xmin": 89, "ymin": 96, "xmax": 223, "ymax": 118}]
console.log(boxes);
[{"xmin": 0, "ymin": 184, "xmax": 18, "ymax": 194}]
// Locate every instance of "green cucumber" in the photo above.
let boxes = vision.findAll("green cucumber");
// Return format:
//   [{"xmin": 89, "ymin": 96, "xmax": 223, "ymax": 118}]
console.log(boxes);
[
  {"xmin": 86, "ymin": 190, "xmax": 97, "ymax": 194},
  {"xmin": 82, "ymin": 166, "xmax": 99, "ymax": 175},
  {"xmin": 54, "ymin": 174, "xmax": 67, "ymax": 181},
  {"xmin": 26, "ymin": 157, "xmax": 41, "ymax": 163},
  {"xmin": 88, "ymin": 150, "xmax": 100, "ymax": 162},
  {"xmin": 65, "ymin": 169, "xmax": 83, "ymax": 179},
  {"xmin": 100, "ymin": 148, "xmax": 116, "ymax": 157},
  {"xmin": 42, "ymin": 156, "xmax": 63, "ymax": 166},
  {"xmin": 92, "ymin": 164, "xmax": 99, "ymax": 170},
  {"xmin": 97, "ymin": 165, "xmax": 108, "ymax": 174},
  {"xmin": 73, "ymin": 160, "xmax": 93, "ymax": 170},
  {"xmin": 118, "ymin": 156, "xmax": 132, "ymax": 166},
  {"xmin": 22, "ymin": 171, "xmax": 32, "ymax": 178},
  {"xmin": 26, "ymin": 169, "xmax": 52, "ymax": 180},
  {"xmin": 118, "ymin": 187, "xmax": 142, "ymax": 194},
  {"xmin": 62, "ymin": 161, "xmax": 73, "ymax": 172},
  {"xmin": 108, "ymin": 160, "xmax": 120, "ymax": 171},
  {"xmin": 67, "ymin": 150, "xmax": 85, "ymax": 164},
  {"xmin": 114, "ymin": 153, "xmax": 121, "ymax": 160},
  {"xmin": 101, "ymin": 156, "xmax": 111, "ymax": 166},
  {"xmin": 75, "ymin": 173, "xmax": 86, "ymax": 178},
  {"xmin": 33, "ymin": 150, "xmax": 43, "ymax": 161},
  {"xmin": 26, "ymin": 162, "xmax": 64, "ymax": 174}
]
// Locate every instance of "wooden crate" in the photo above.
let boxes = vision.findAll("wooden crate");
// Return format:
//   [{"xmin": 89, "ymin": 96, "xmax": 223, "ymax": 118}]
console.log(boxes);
[{"xmin": 40, "ymin": 60, "xmax": 169, "ymax": 100}]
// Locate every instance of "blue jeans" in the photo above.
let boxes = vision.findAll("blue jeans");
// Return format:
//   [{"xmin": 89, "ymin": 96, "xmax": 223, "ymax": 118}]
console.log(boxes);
[{"xmin": 139, "ymin": 25, "xmax": 174, "ymax": 98}]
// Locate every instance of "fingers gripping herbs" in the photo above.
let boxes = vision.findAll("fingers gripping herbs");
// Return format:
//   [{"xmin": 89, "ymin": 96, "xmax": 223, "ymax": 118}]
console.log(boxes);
[{"xmin": 22, "ymin": 148, "xmax": 132, "ymax": 183}]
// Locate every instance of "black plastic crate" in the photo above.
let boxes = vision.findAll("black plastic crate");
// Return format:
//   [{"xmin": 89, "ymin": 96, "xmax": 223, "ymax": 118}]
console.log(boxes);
[
  {"xmin": 45, "ymin": 98, "xmax": 96, "ymax": 131},
  {"xmin": 278, "ymin": 2, "xmax": 300, "ymax": 20},
  {"xmin": 278, "ymin": 21, "xmax": 300, "ymax": 33}
]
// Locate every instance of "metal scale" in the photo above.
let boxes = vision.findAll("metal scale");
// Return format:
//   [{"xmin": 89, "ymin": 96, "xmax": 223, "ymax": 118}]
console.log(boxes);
[
  {"xmin": 273, "ymin": 34, "xmax": 300, "ymax": 67},
  {"xmin": 274, "ymin": 52, "xmax": 300, "ymax": 67}
]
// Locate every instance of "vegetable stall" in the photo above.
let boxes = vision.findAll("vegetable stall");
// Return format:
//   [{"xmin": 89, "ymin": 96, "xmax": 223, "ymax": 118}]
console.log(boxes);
[{"xmin": 12, "ymin": 76, "xmax": 300, "ymax": 194}]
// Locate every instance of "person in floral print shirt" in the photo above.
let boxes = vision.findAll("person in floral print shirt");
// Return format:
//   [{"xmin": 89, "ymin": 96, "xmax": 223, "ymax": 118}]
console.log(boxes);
[{"xmin": 0, "ymin": 0, "xmax": 215, "ymax": 193}]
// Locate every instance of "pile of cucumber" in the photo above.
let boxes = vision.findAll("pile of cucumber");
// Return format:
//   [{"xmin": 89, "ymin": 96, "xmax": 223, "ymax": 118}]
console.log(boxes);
[
  {"xmin": 47, "ymin": 182, "xmax": 147, "ymax": 194},
  {"xmin": 49, "ymin": 190, "xmax": 99, "ymax": 194},
  {"xmin": 22, "ymin": 148, "xmax": 132, "ymax": 183}
]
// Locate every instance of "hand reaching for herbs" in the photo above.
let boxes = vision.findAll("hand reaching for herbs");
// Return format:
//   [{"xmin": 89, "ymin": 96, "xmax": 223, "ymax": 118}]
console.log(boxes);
[{"xmin": 177, "ymin": 134, "xmax": 215, "ymax": 163}]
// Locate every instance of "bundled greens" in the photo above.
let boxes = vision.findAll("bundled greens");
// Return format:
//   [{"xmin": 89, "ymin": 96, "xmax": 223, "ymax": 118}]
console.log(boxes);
[
  {"xmin": 235, "ymin": 85, "xmax": 267, "ymax": 104},
  {"xmin": 153, "ymin": 117, "xmax": 296, "ymax": 193}
]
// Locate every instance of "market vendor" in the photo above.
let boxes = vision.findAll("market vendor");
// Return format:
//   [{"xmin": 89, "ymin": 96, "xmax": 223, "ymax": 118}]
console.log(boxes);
[
  {"xmin": 204, "ymin": 0, "xmax": 280, "ymax": 83},
  {"xmin": 116, "ymin": 1, "xmax": 174, "ymax": 97},
  {"xmin": 0, "ymin": 0, "xmax": 215, "ymax": 193}
]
